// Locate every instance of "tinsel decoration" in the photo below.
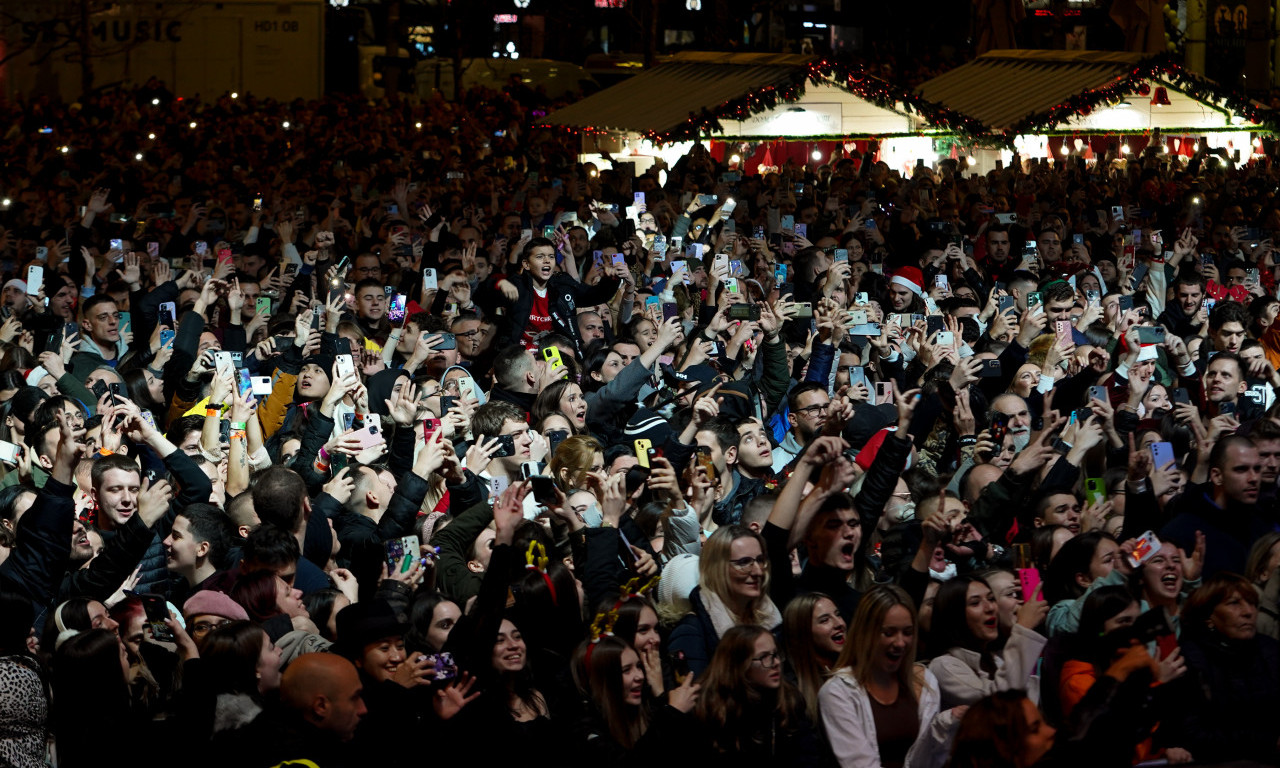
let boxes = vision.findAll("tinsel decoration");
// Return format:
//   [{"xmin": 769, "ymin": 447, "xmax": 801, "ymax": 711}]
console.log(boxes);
[{"xmin": 1002, "ymin": 53, "xmax": 1278, "ymax": 141}]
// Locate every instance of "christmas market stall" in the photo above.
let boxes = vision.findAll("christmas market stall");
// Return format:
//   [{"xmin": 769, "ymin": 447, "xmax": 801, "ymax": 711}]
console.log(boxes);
[
  {"xmin": 535, "ymin": 51, "xmax": 985, "ymax": 176},
  {"xmin": 917, "ymin": 49, "xmax": 1275, "ymax": 173}
]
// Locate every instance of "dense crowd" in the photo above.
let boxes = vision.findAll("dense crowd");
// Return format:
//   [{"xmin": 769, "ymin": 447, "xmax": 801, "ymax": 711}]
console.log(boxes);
[{"xmin": 0, "ymin": 78, "xmax": 1278, "ymax": 768}]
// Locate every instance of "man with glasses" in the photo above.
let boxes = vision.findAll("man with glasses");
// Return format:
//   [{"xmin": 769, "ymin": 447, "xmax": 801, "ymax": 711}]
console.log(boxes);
[
  {"xmin": 451, "ymin": 314, "xmax": 491, "ymax": 365},
  {"xmin": 350, "ymin": 253, "xmax": 384, "ymax": 283},
  {"xmin": 771, "ymin": 382, "xmax": 830, "ymax": 472},
  {"xmin": 70, "ymin": 294, "xmax": 126, "ymax": 381}
]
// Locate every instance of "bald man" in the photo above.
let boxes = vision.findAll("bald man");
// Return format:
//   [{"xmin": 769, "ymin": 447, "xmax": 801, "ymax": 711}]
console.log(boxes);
[
  {"xmin": 280, "ymin": 653, "xmax": 367, "ymax": 743},
  {"xmin": 211, "ymin": 653, "xmax": 367, "ymax": 766}
]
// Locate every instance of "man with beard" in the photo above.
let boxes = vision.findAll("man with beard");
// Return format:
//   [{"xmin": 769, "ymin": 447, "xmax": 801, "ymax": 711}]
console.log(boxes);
[
  {"xmin": 1158, "ymin": 274, "xmax": 1208, "ymax": 338},
  {"xmin": 989, "ymin": 393, "xmax": 1034, "ymax": 451},
  {"xmin": 772, "ymin": 382, "xmax": 831, "ymax": 471}
]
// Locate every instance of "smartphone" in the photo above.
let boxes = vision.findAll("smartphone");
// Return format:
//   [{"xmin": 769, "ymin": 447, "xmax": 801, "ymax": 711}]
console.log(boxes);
[
  {"xmin": 351, "ymin": 424, "xmax": 384, "ymax": 449},
  {"xmin": 1027, "ymin": 292, "xmax": 1043, "ymax": 309},
  {"xmin": 0, "ymin": 440, "xmax": 20, "ymax": 464},
  {"xmin": 936, "ymin": 331, "xmax": 954, "ymax": 347},
  {"xmin": 1149, "ymin": 441, "xmax": 1176, "ymax": 470},
  {"xmin": 727, "ymin": 304, "xmax": 760, "ymax": 321},
  {"xmin": 26, "ymin": 266, "xmax": 42, "ymax": 296},
  {"xmin": 542, "ymin": 346, "xmax": 563, "ymax": 370},
  {"xmin": 430, "ymin": 333, "xmax": 456, "ymax": 351},
  {"xmin": 422, "ymin": 268, "xmax": 438, "ymax": 291},
  {"xmin": 662, "ymin": 301, "xmax": 679, "ymax": 321},
  {"xmin": 491, "ymin": 434, "xmax": 517, "ymax": 458},
  {"xmin": 1220, "ymin": 401, "xmax": 1237, "ymax": 416},
  {"xmin": 1084, "ymin": 477, "xmax": 1106, "ymax": 506},
  {"xmin": 133, "ymin": 592, "xmax": 175, "ymax": 643},
  {"xmin": 387, "ymin": 294, "xmax": 407, "ymax": 323},
  {"xmin": 118, "ymin": 311, "xmax": 132, "ymax": 338},
  {"xmin": 874, "ymin": 382, "xmax": 893, "ymax": 405},
  {"xmin": 1087, "ymin": 385, "xmax": 1108, "ymax": 404},
  {"xmin": 793, "ymin": 302, "xmax": 814, "ymax": 319},
  {"xmin": 194, "ymin": 241, "xmax": 208, "ymax": 257},
  {"xmin": 1018, "ymin": 568, "xmax": 1042, "ymax": 604},
  {"xmin": 158, "ymin": 301, "xmax": 177, "ymax": 327},
  {"xmin": 529, "ymin": 476, "xmax": 558, "ymax": 506},
  {"xmin": 979, "ymin": 359, "xmax": 1002, "ymax": 377},
  {"xmin": 1127, "ymin": 531, "xmax": 1162, "ymax": 568},
  {"xmin": 781, "ymin": 214, "xmax": 795, "ymax": 233},
  {"xmin": 160, "ymin": 329, "xmax": 175, "ymax": 348},
  {"xmin": 214, "ymin": 351, "xmax": 235, "ymax": 380},
  {"xmin": 1171, "ymin": 387, "xmax": 1190, "ymax": 405},
  {"xmin": 385, "ymin": 535, "xmax": 420, "ymax": 574},
  {"xmin": 542, "ymin": 225, "xmax": 556, "ymax": 239},
  {"xmin": 998, "ymin": 295, "xmax": 1017, "ymax": 314},
  {"xmin": 1130, "ymin": 263, "xmax": 1149, "ymax": 289},
  {"xmin": 1055, "ymin": 320, "xmax": 1073, "ymax": 346},
  {"xmin": 1072, "ymin": 234, "xmax": 1084, "ymax": 245},
  {"xmin": 634, "ymin": 438, "xmax": 653, "ymax": 469},
  {"xmin": 1111, "ymin": 205, "xmax": 1125, "ymax": 221},
  {"xmin": 926, "ymin": 315, "xmax": 945, "ymax": 336},
  {"xmin": 1135, "ymin": 326, "xmax": 1165, "ymax": 344}
]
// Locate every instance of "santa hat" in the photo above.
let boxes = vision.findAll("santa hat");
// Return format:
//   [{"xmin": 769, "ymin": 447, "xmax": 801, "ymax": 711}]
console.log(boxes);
[{"xmin": 890, "ymin": 266, "xmax": 924, "ymax": 297}]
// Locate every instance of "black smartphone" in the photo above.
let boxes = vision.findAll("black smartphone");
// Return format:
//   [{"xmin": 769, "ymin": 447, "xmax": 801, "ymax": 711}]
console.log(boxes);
[
  {"xmin": 546, "ymin": 429, "xmax": 569, "ymax": 455},
  {"xmin": 131, "ymin": 592, "xmax": 175, "ymax": 643},
  {"xmin": 926, "ymin": 316, "xmax": 945, "ymax": 336},
  {"xmin": 108, "ymin": 382, "xmax": 127, "ymax": 406},
  {"xmin": 431, "ymin": 333, "xmax": 457, "ymax": 351},
  {"xmin": 1130, "ymin": 263, "xmax": 1149, "ymax": 288},
  {"xmin": 1219, "ymin": 401, "xmax": 1236, "ymax": 415},
  {"xmin": 979, "ymin": 359, "xmax": 1002, "ymax": 377},
  {"xmin": 1172, "ymin": 387, "xmax": 1190, "ymax": 405},
  {"xmin": 529, "ymin": 476, "xmax": 558, "ymax": 506},
  {"xmin": 91, "ymin": 379, "xmax": 109, "ymax": 401},
  {"xmin": 1118, "ymin": 295, "xmax": 1135, "ymax": 312},
  {"xmin": 491, "ymin": 434, "xmax": 517, "ymax": 458},
  {"xmin": 440, "ymin": 395, "xmax": 458, "ymax": 414}
]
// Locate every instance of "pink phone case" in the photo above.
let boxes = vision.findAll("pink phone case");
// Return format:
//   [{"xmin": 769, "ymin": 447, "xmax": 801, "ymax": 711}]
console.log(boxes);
[{"xmin": 1018, "ymin": 568, "xmax": 1041, "ymax": 601}]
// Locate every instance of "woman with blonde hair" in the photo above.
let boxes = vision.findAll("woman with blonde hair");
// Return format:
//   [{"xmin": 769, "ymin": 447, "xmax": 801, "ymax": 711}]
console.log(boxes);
[
  {"xmin": 669, "ymin": 525, "xmax": 781, "ymax": 676},
  {"xmin": 782, "ymin": 593, "xmax": 846, "ymax": 721},
  {"xmin": 549, "ymin": 434, "xmax": 604, "ymax": 493},
  {"xmin": 818, "ymin": 585, "xmax": 962, "ymax": 768}
]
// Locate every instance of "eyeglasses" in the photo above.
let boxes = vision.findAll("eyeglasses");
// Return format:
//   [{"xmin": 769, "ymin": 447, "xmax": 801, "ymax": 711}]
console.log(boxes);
[
  {"xmin": 192, "ymin": 619, "xmax": 231, "ymax": 634},
  {"xmin": 729, "ymin": 555, "xmax": 768, "ymax": 572},
  {"xmin": 794, "ymin": 403, "xmax": 830, "ymax": 416},
  {"xmin": 454, "ymin": 329, "xmax": 481, "ymax": 338},
  {"xmin": 751, "ymin": 650, "xmax": 784, "ymax": 669}
]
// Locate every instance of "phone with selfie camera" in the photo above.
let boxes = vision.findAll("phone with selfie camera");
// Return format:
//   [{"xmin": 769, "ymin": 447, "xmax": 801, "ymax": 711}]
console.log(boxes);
[
  {"xmin": 491, "ymin": 434, "xmax": 517, "ymax": 458},
  {"xmin": 127, "ymin": 592, "xmax": 175, "ymax": 643},
  {"xmin": 1127, "ymin": 531, "xmax": 1162, "ymax": 569}
]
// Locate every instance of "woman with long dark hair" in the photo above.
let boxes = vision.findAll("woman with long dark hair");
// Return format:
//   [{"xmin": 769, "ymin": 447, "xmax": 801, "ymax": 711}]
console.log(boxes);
[
  {"xmin": 199, "ymin": 621, "xmax": 282, "ymax": 735},
  {"xmin": 569, "ymin": 635, "xmax": 698, "ymax": 764},
  {"xmin": 695, "ymin": 624, "xmax": 821, "ymax": 767},
  {"xmin": 781, "ymin": 592, "xmax": 846, "ymax": 722},
  {"xmin": 927, "ymin": 574, "xmax": 1048, "ymax": 709}
]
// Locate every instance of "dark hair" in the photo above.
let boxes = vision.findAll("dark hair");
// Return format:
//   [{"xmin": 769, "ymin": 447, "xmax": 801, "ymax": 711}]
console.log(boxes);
[
  {"xmin": 698, "ymin": 416, "xmax": 739, "ymax": 453},
  {"xmin": 786, "ymin": 381, "xmax": 828, "ymax": 413},
  {"xmin": 251, "ymin": 467, "xmax": 308, "ymax": 532},
  {"xmin": 570, "ymin": 636, "xmax": 649, "ymax": 749},
  {"xmin": 1075, "ymin": 584, "xmax": 1140, "ymax": 666},
  {"xmin": 0, "ymin": 590, "xmax": 35, "ymax": 654},
  {"xmin": 52, "ymin": 628, "xmax": 130, "ymax": 765},
  {"xmin": 1208, "ymin": 299, "xmax": 1249, "ymax": 333},
  {"xmin": 302, "ymin": 588, "xmax": 343, "ymax": 642},
  {"xmin": 404, "ymin": 592, "xmax": 457, "ymax": 655},
  {"xmin": 123, "ymin": 368, "xmax": 164, "ymax": 415},
  {"xmin": 1029, "ymin": 524, "xmax": 1066, "ymax": 574},
  {"xmin": 1043, "ymin": 531, "xmax": 1115, "ymax": 604},
  {"xmin": 493, "ymin": 344, "xmax": 534, "ymax": 391},
  {"xmin": 80, "ymin": 293, "xmax": 118, "ymax": 324},
  {"xmin": 200, "ymin": 621, "xmax": 268, "ymax": 697},
  {"xmin": 241, "ymin": 523, "xmax": 300, "ymax": 572},
  {"xmin": 178, "ymin": 503, "xmax": 235, "ymax": 569},
  {"xmin": 949, "ymin": 689, "xmax": 1039, "ymax": 768},
  {"xmin": 229, "ymin": 569, "xmax": 285, "ymax": 623},
  {"xmin": 531, "ymin": 379, "xmax": 580, "ymax": 433},
  {"xmin": 166, "ymin": 414, "xmax": 204, "ymax": 446},
  {"xmin": 931, "ymin": 575, "xmax": 997, "ymax": 654}
]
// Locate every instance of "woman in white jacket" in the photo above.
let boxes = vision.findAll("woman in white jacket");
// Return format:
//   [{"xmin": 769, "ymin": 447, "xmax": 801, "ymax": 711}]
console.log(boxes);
[
  {"xmin": 818, "ymin": 585, "xmax": 964, "ymax": 768},
  {"xmin": 926, "ymin": 575, "xmax": 1049, "ymax": 710}
]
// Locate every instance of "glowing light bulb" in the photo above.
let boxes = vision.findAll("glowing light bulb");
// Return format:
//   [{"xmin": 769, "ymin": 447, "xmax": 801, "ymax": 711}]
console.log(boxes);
[
  {"xmin": 811, "ymin": 149, "xmax": 822, "ymax": 161},
  {"xmin": 135, "ymin": 153, "xmax": 143, "ymax": 161},
  {"xmin": 729, "ymin": 154, "xmax": 741, "ymax": 164},
  {"xmin": 415, "ymin": 122, "xmax": 423, "ymax": 129},
  {"xmin": 1, "ymin": 199, "xmax": 10, "ymax": 207},
  {"xmin": 148, "ymin": 133, "xmax": 156, "ymax": 140},
  {"xmin": 1121, "ymin": 143, "xmax": 1131, "ymax": 154},
  {"xmin": 59, "ymin": 145, "xmax": 69, "ymax": 153},
  {"xmin": 1060, "ymin": 144, "xmax": 1069, "ymax": 155},
  {"xmin": 231, "ymin": 92, "xmax": 238, "ymax": 99},
  {"xmin": 189, "ymin": 122, "xmax": 197, "ymax": 129},
  {"xmin": 282, "ymin": 121, "xmax": 290, "ymax": 129},
  {"xmin": 151, "ymin": 98, "xmax": 160, "ymax": 105}
]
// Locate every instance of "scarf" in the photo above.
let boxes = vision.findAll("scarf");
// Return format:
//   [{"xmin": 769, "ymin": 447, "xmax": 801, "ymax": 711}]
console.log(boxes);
[{"xmin": 701, "ymin": 586, "xmax": 782, "ymax": 639}]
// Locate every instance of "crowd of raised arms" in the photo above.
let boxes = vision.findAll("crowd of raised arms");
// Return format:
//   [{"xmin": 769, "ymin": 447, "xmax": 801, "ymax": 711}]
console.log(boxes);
[{"xmin": 0, "ymin": 81, "xmax": 1278, "ymax": 768}]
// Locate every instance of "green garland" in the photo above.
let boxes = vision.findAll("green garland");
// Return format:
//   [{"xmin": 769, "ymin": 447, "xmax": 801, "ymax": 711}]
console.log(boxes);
[
  {"xmin": 633, "ymin": 58, "xmax": 988, "ymax": 146},
  {"xmin": 1001, "ymin": 53, "xmax": 1277, "ymax": 141}
]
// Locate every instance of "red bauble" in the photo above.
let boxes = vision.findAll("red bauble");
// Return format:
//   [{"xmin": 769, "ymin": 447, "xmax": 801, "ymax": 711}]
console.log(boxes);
[{"xmin": 1137, "ymin": 82, "xmax": 1152, "ymax": 96}]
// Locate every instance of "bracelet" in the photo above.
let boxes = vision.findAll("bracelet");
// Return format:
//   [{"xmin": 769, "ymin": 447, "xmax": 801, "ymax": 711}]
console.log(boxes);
[
  {"xmin": 231, "ymin": 421, "xmax": 247, "ymax": 431},
  {"xmin": 958, "ymin": 435, "xmax": 977, "ymax": 447},
  {"xmin": 230, "ymin": 430, "xmax": 246, "ymax": 440},
  {"xmin": 205, "ymin": 408, "xmax": 219, "ymax": 417}
]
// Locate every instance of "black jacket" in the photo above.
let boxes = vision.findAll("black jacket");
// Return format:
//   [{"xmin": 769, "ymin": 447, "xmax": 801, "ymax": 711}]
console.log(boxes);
[
  {"xmin": 0, "ymin": 477, "xmax": 75, "ymax": 617},
  {"xmin": 476, "ymin": 271, "xmax": 622, "ymax": 353}
]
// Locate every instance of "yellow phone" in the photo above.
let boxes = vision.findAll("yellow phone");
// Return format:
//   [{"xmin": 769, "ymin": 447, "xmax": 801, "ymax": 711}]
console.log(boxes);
[
  {"xmin": 542, "ymin": 346, "xmax": 563, "ymax": 368},
  {"xmin": 634, "ymin": 438, "xmax": 652, "ymax": 469}
]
